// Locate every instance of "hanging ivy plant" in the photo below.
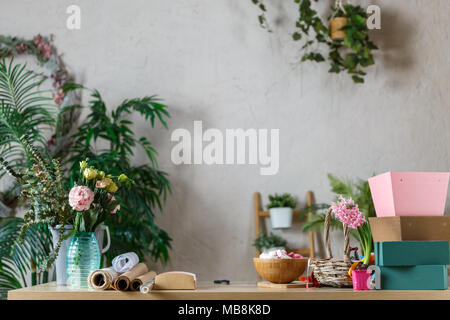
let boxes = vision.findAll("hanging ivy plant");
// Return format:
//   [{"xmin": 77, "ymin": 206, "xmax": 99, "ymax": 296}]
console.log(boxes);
[{"xmin": 251, "ymin": 0, "xmax": 378, "ymax": 83}]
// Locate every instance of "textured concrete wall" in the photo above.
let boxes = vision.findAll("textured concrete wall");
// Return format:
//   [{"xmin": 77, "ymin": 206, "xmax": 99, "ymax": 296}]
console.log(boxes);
[{"xmin": 0, "ymin": 0, "xmax": 449, "ymax": 282}]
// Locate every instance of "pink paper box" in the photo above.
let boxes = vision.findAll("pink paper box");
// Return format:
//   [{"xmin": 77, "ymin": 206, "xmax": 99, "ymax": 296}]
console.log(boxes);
[{"xmin": 368, "ymin": 172, "xmax": 450, "ymax": 217}]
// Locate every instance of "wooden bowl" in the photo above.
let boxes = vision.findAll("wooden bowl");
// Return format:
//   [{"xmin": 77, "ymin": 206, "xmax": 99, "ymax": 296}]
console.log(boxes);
[{"xmin": 253, "ymin": 258, "xmax": 308, "ymax": 284}]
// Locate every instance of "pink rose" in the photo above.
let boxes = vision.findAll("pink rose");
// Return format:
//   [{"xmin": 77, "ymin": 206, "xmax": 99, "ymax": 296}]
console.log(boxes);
[
  {"xmin": 69, "ymin": 186, "xmax": 94, "ymax": 211},
  {"xmin": 107, "ymin": 194, "xmax": 120, "ymax": 214}
]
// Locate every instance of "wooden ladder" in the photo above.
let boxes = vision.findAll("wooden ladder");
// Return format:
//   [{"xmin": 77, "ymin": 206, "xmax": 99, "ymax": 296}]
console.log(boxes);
[{"xmin": 254, "ymin": 191, "xmax": 316, "ymax": 258}]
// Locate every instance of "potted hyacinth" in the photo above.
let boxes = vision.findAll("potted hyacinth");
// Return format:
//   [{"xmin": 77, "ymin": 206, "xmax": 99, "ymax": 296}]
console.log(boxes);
[
  {"xmin": 267, "ymin": 193, "xmax": 297, "ymax": 229},
  {"xmin": 330, "ymin": 195, "xmax": 373, "ymax": 290},
  {"xmin": 66, "ymin": 159, "xmax": 133, "ymax": 288}
]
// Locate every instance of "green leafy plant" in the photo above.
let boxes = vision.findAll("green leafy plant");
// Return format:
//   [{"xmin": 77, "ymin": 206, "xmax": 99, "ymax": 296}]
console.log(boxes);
[
  {"xmin": 0, "ymin": 217, "xmax": 52, "ymax": 299},
  {"xmin": 0, "ymin": 59, "xmax": 55, "ymax": 178},
  {"xmin": 0, "ymin": 135, "xmax": 73, "ymax": 271},
  {"xmin": 251, "ymin": 0, "xmax": 378, "ymax": 83},
  {"xmin": 64, "ymin": 86, "xmax": 172, "ymax": 264},
  {"xmin": 250, "ymin": 0, "xmax": 271, "ymax": 31},
  {"xmin": 355, "ymin": 221, "xmax": 372, "ymax": 266},
  {"xmin": 0, "ymin": 58, "xmax": 71, "ymax": 298},
  {"xmin": 253, "ymin": 232, "xmax": 287, "ymax": 252},
  {"xmin": 267, "ymin": 193, "xmax": 297, "ymax": 209}
]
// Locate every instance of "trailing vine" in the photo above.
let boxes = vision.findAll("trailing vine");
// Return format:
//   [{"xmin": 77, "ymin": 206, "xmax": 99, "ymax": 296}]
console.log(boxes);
[{"xmin": 251, "ymin": 0, "xmax": 378, "ymax": 83}]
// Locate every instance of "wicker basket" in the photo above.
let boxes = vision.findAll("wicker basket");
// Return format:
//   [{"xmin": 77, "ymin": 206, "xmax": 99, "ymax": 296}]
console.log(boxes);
[{"xmin": 309, "ymin": 208, "xmax": 353, "ymax": 287}]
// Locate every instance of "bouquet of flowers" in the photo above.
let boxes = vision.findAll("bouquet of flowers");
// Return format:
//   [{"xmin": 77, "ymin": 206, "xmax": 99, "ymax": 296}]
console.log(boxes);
[
  {"xmin": 69, "ymin": 159, "xmax": 133, "ymax": 232},
  {"xmin": 330, "ymin": 195, "xmax": 373, "ymax": 268}
]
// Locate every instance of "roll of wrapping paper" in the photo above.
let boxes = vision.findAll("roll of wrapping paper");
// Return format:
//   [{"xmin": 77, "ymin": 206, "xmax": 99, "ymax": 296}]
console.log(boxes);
[
  {"xmin": 113, "ymin": 263, "xmax": 148, "ymax": 291},
  {"xmin": 130, "ymin": 271, "xmax": 157, "ymax": 291},
  {"xmin": 88, "ymin": 267, "xmax": 119, "ymax": 290},
  {"xmin": 140, "ymin": 279, "xmax": 154, "ymax": 293}
]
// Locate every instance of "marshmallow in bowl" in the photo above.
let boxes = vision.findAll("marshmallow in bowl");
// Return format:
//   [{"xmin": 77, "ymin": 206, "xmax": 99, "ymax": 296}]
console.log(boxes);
[{"xmin": 259, "ymin": 249, "xmax": 303, "ymax": 259}]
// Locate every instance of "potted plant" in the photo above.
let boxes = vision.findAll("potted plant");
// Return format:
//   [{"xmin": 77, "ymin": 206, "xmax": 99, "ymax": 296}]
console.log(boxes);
[
  {"xmin": 253, "ymin": 232, "xmax": 287, "ymax": 253},
  {"xmin": 330, "ymin": 195, "xmax": 373, "ymax": 290},
  {"xmin": 0, "ymin": 136, "xmax": 74, "ymax": 273},
  {"xmin": 251, "ymin": 1, "xmax": 378, "ymax": 83},
  {"xmin": 66, "ymin": 159, "xmax": 133, "ymax": 288},
  {"xmin": 267, "ymin": 193, "xmax": 297, "ymax": 229},
  {"xmin": 329, "ymin": 2, "xmax": 347, "ymax": 40}
]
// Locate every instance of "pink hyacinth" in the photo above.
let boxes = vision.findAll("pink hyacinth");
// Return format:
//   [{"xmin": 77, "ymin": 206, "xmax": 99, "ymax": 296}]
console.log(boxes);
[
  {"xmin": 330, "ymin": 195, "xmax": 366, "ymax": 229},
  {"xmin": 69, "ymin": 186, "xmax": 94, "ymax": 211}
]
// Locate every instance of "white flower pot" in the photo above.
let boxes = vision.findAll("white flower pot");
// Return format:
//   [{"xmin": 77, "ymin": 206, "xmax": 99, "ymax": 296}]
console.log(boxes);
[
  {"xmin": 269, "ymin": 207, "xmax": 293, "ymax": 229},
  {"xmin": 50, "ymin": 224, "xmax": 110, "ymax": 285}
]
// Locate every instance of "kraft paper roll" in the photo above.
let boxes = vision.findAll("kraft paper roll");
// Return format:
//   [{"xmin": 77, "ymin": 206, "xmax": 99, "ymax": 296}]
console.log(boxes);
[
  {"xmin": 130, "ymin": 271, "xmax": 157, "ymax": 291},
  {"xmin": 88, "ymin": 267, "xmax": 119, "ymax": 290},
  {"xmin": 113, "ymin": 262, "xmax": 148, "ymax": 291}
]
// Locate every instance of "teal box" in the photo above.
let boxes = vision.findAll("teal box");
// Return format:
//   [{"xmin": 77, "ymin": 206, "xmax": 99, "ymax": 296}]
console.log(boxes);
[
  {"xmin": 375, "ymin": 241, "xmax": 450, "ymax": 266},
  {"xmin": 380, "ymin": 265, "xmax": 448, "ymax": 290}
]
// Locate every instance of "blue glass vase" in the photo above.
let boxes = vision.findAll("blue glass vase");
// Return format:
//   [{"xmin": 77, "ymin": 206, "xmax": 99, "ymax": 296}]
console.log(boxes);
[{"xmin": 66, "ymin": 232, "xmax": 100, "ymax": 288}]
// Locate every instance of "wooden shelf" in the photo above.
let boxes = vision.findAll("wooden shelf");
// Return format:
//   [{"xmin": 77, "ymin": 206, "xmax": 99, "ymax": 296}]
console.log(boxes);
[
  {"xmin": 257, "ymin": 210, "xmax": 304, "ymax": 217},
  {"xmin": 254, "ymin": 191, "xmax": 316, "ymax": 258},
  {"xmin": 8, "ymin": 282, "xmax": 450, "ymax": 300}
]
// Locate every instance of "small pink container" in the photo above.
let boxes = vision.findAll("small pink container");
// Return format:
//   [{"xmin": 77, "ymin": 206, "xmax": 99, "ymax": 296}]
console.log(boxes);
[
  {"xmin": 352, "ymin": 270, "xmax": 371, "ymax": 290},
  {"xmin": 368, "ymin": 172, "xmax": 450, "ymax": 217}
]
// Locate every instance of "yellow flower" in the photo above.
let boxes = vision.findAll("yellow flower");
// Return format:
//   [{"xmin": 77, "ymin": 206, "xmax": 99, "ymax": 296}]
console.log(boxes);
[
  {"xmin": 83, "ymin": 168, "xmax": 98, "ymax": 180},
  {"xmin": 96, "ymin": 178, "xmax": 112, "ymax": 189},
  {"xmin": 79, "ymin": 161, "xmax": 88, "ymax": 170},
  {"xmin": 97, "ymin": 171, "xmax": 105, "ymax": 179},
  {"xmin": 118, "ymin": 174, "xmax": 128, "ymax": 182},
  {"xmin": 106, "ymin": 182, "xmax": 118, "ymax": 193}
]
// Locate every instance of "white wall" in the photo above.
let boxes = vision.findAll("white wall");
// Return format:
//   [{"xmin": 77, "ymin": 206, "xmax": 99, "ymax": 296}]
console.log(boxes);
[{"xmin": 0, "ymin": 0, "xmax": 449, "ymax": 282}]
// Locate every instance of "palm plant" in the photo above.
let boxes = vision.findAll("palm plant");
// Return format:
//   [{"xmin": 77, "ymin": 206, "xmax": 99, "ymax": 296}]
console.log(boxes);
[
  {"xmin": 0, "ymin": 59, "xmax": 57, "ymax": 297},
  {"xmin": 0, "ymin": 217, "xmax": 52, "ymax": 299},
  {"xmin": 0, "ymin": 58, "xmax": 55, "ymax": 178},
  {"xmin": 65, "ymin": 87, "xmax": 172, "ymax": 264}
]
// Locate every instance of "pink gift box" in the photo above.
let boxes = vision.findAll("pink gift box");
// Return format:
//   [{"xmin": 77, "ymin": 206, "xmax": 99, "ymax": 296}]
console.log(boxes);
[{"xmin": 368, "ymin": 172, "xmax": 450, "ymax": 217}]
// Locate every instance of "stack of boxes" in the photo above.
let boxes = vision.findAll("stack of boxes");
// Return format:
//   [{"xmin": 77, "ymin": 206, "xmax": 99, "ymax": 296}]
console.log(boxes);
[{"xmin": 368, "ymin": 172, "xmax": 450, "ymax": 290}]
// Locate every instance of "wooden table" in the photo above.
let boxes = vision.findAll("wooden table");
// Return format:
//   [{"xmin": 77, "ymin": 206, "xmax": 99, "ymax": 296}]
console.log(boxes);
[{"xmin": 8, "ymin": 281, "xmax": 450, "ymax": 300}]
